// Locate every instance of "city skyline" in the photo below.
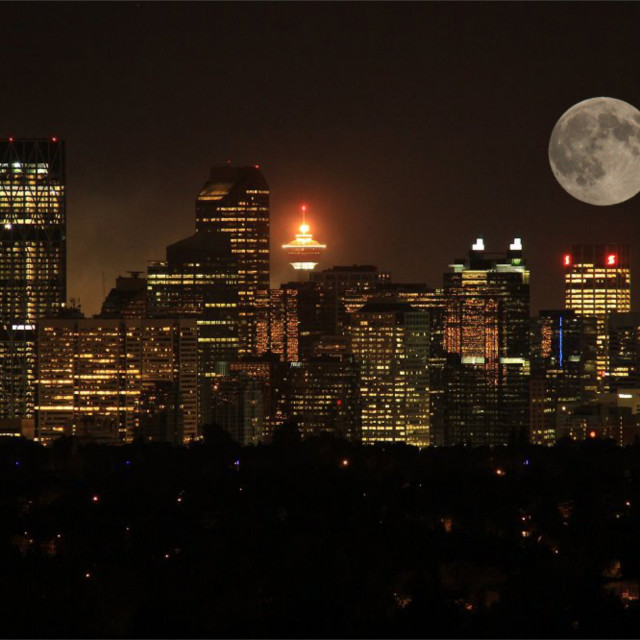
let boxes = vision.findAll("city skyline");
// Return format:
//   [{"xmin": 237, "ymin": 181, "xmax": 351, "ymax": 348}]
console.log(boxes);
[
  {"xmin": 2, "ymin": 3, "xmax": 640, "ymax": 315},
  {"xmin": 4, "ymin": 5, "xmax": 640, "ymax": 637}
]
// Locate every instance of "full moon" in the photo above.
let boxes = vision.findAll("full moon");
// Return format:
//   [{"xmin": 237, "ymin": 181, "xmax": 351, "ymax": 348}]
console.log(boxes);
[{"xmin": 549, "ymin": 97, "xmax": 640, "ymax": 206}]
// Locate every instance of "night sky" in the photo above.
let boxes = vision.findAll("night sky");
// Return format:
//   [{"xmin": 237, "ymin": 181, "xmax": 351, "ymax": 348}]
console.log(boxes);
[{"xmin": 2, "ymin": 2, "xmax": 640, "ymax": 315}]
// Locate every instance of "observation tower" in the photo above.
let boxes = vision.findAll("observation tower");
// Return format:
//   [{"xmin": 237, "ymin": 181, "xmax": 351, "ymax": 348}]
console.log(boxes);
[{"xmin": 282, "ymin": 204, "xmax": 326, "ymax": 280}]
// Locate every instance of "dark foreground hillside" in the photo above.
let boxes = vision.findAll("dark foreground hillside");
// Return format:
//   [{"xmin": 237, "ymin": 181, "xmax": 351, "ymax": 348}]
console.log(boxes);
[{"xmin": 2, "ymin": 429, "xmax": 640, "ymax": 638}]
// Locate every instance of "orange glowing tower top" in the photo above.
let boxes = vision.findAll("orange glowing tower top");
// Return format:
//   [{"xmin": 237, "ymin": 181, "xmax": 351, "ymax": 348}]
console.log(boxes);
[{"xmin": 282, "ymin": 204, "xmax": 327, "ymax": 279}]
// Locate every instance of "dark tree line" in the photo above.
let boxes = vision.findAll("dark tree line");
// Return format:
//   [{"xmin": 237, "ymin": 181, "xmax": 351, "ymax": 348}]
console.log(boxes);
[{"xmin": 2, "ymin": 431, "xmax": 640, "ymax": 638}]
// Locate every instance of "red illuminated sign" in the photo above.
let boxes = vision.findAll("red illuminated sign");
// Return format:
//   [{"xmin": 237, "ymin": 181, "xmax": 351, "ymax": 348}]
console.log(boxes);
[
  {"xmin": 606, "ymin": 254, "xmax": 617, "ymax": 266},
  {"xmin": 563, "ymin": 254, "xmax": 571, "ymax": 267}
]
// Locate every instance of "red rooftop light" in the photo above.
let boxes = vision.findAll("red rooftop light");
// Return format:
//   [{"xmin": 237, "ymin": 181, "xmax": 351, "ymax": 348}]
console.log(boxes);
[
  {"xmin": 563, "ymin": 254, "xmax": 571, "ymax": 267},
  {"xmin": 51, "ymin": 137, "xmax": 58, "ymax": 143}
]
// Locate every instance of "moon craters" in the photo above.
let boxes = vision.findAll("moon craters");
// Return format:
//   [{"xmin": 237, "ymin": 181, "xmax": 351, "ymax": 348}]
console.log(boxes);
[{"xmin": 549, "ymin": 97, "xmax": 640, "ymax": 206}]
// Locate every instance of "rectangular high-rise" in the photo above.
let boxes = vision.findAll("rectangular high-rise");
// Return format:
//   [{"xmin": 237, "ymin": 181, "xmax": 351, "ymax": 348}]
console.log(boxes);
[
  {"xmin": 196, "ymin": 166, "xmax": 269, "ymax": 356},
  {"xmin": 530, "ymin": 309, "xmax": 597, "ymax": 445},
  {"xmin": 0, "ymin": 139, "xmax": 66, "ymax": 420},
  {"xmin": 443, "ymin": 238, "xmax": 530, "ymax": 446},
  {"xmin": 287, "ymin": 356, "xmax": 361, "ymax": 441},
  {"xmin": 256, "ymin": 287, "xmax": 300, "ymax": 362},
  {"xmin": 608, "ymin": 312, "xmax": 640, "ymax": 391},
  {"xmin": 146, "ymin": 232, "xmax": 239, "ymax": 424},
  {"xmin": 349, "ymin": 301, "xmax": 430, "ymax": 447},
  {"xmin": 564, "ymin": 244, "xmax": 631, "ymax": 385}
]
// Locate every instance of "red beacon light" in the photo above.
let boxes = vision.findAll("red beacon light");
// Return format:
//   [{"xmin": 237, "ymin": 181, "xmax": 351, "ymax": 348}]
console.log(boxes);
[
  {"xmin": 606, "ymin": 254, "xmax": 617, "ymax": 266},
  {"xmin": 563, "ymin": 254, "xmax": 572, "ymax": 267}
]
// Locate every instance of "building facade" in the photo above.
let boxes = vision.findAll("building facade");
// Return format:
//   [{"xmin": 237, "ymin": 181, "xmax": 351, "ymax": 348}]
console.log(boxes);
[
  {"xmin": 287, "ymin": 356, "xmax": 361, "ymax": 441},
  {"xmin": 196, "ymin": 166, "xmax": 269, "ymax": 356},
  {"xmin": 443, "ymin": 238, "xmax": 530, "ymax": 446},
  {"xmin": 311, "ymin": 265, "xmax": 391, "ymax": 336},
  {"xmin": 349, "ymin": 301, "xmax": 430, "ymax": 447},
  {"xmin": 0, "ymin": 139, "xmax": 66, "ymax": 420},
  {"xmin": 530, "ymin": 309, "xmax": 598, "ymax": 445},
  {"xmin": 256, "ymin": 287, "xmax": 300, "ymax": 362},
  {"xmin": 147, "ymin": 232, "xmax": 238, "ymax": 423},
  {"xmin": 36, "ymin": 318, "xmax": 198, "ymax": 445},
  {"xmin": 564, "ymin": 244, "xmax": 631, "ymax": 385},
  {"xmin": 607, "ymin": 312, "xmax": 640, "ymax": 391}
]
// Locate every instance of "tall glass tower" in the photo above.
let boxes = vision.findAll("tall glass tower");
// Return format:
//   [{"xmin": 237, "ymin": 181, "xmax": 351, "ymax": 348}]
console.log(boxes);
[
  {"xmin": 0, "ymin": 139, "xmax": 66, "ymax": 420},
  {"xmin": 443, "ymin": 238, "xmax": 530, "ymax": 446},
  {"xmin": 196, "ymin": 166, "xmax": 269, "ymax": 356},
  {"xmin": 147, "ymin": 231, "xmax": 239, "ymax": 424}
]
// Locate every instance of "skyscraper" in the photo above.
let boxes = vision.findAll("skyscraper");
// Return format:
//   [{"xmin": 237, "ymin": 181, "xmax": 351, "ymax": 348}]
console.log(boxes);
[
  {"xmin": 564, "ymin": 244, "xmax": 631, "ymax": 384},
  {"xmin": 607, "ymin": 312, "xmax": 640, "ymax": 391},
  {"xmin": 530, "ymin": 309, "xmax": 597, "ymax": 445},
  {"xmin": 0, "ymin": 138, "xmax": 66, "ymax": 421},
  {"xmin": 146, "ymin": 232, "xmax": 239, "ymax": 423},
  {"xmin": 256, "ymin": 287, "xmax": 300, "ymax": 362},
  {"xmin": 443, "ymin": 238, "xmax": 530, "ymax": 446},
  {"xmin": 288, "ymin": 356, "xmax": 360, "ymax": 441},
  {"xmin": 196, "ymin": 166, "xmax": 269, "ymax": 356},
  {"xmin": 349, "ymin": 301, "xmax": 430, "ymax": 446},
  {"xmin": 310, "ymin": 264, "xmax": 391, "ymax": 335}
]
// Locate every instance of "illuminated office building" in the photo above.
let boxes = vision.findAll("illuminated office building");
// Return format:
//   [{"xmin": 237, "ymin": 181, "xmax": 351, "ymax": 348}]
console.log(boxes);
[
  {"xmin": 288, "ymin": 356, "xmax": 360, "ymax": 440},
  {"xmin": 196, "ymin": 166, "xmax": 269, "ymax": 356},
  {"xmin": 282, "ymin": 204, "xmax": 326, "ymax": 280},
  {"xmin": 530, "ymin": 310, "xmax": 597, "ymax": 445},
  {"xmin": 342, "ymin": 283, "xmax": 448, "ymax": 443},
  {"xmin": 36, "ymin": 318, "xmax": 198, "ymax": 445},
  {"xmin": 564, "ymin": 244, "xmax": 631, "ymax": 384},
  {"xmin": 349, "ymin": 301, "xmax": 430, "ymax": 446},
  {"xmin": 311, "ymin": 265, "xmax": 391, "ymax": 335},
  {"xmin": 0, "ymin": 138, "xmax": 66, "ymax": 420},
  {"xmin": 256, "ymin": 287, "xmax": 299, "ymax": 362},
  {"xmin": 608, "ymin": 312, "xmax": 640, "ymax": 391},
  {"xmin": 147, "ymin": 232, "xmax": 238, "ymax": 422},
  {"xmin": 257, "ymin": 281, "xmax": 344, "ymax": 361},
  {"xmin": 443, "ymin": 238, "xmax": 530, "ymax": 446}
]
